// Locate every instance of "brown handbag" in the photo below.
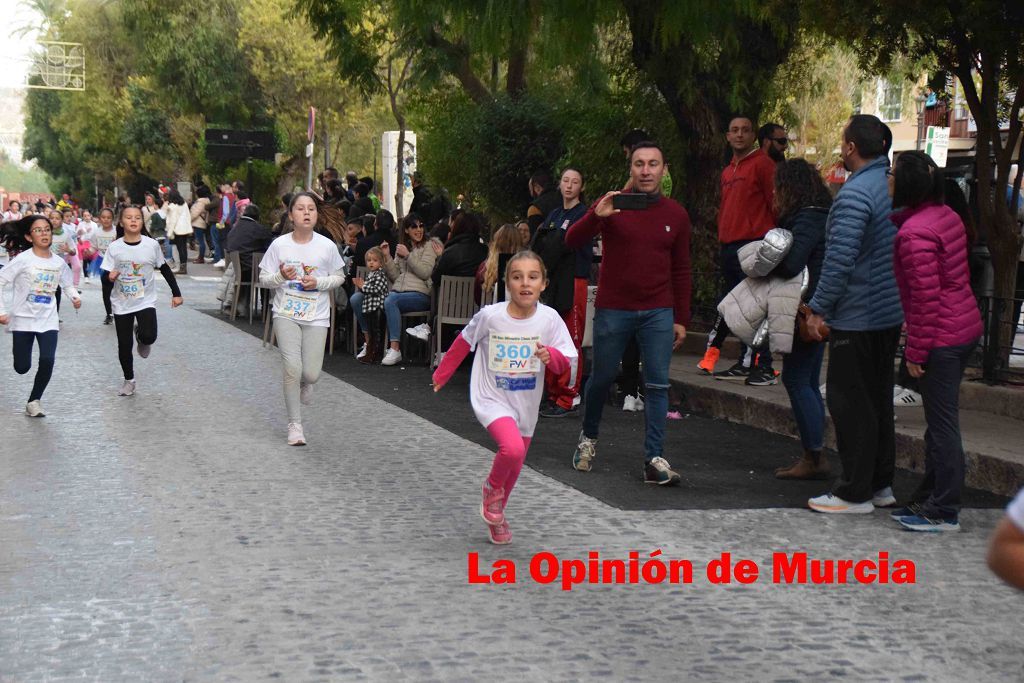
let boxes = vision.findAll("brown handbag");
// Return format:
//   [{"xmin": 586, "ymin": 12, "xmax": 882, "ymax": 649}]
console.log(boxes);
[{"xmin": 796, "ymin": 302, "xmax": 830, "ymax": 342}]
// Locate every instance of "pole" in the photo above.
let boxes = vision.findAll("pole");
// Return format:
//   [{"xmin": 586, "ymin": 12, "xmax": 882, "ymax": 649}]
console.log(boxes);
[{"xmin": 306, "ymin": 138, "xmax": 314, "ymax": 191}]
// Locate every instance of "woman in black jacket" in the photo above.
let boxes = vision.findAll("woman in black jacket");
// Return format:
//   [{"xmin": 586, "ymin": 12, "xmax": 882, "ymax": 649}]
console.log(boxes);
[
  {"xmin": 430, "ymin": 212, "xmax": 487, "ymax": 290},
  {"xmin": 770, "ymin": 159, "xmax": 832, "ymax": 480}
]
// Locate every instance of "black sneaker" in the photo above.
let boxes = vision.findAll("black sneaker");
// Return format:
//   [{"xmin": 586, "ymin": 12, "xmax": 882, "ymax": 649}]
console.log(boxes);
[
  {"xmin": 890, "ymin": 502, "xmax": 924, "ymax": 519},
  {"xmin": 103, "ymin": 315, "xmax": 113, "ymax": 325},
  {"xmin": 643, "ymin": 457, "xmax": 681, "ymax": 485},
  {"xmin": 713, "ymin": 362, "xmax": 749, "ymax": 381},
  {"xmin": 540, "ymin": 404, "xmax": 578, "ymax": 418},
  {"xmin": 745, "ymin": 366, "xmax": 779, "ymax": 386}
]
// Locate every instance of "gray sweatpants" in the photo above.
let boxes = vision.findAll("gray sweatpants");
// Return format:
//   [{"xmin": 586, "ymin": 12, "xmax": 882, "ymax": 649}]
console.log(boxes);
[{"xmin": 273, "ymin": 317, "xmax": 328, "ymax": 423}]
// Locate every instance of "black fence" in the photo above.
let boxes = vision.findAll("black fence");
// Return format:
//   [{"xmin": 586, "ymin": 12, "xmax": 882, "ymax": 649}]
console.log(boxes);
[{"xmin": 975, "ymin": 296, "xmax": 1024, "ymax": 384}]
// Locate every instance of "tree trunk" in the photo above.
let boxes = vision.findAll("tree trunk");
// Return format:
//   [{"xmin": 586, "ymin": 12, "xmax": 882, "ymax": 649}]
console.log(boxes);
[{"xmin": 426, "ymin": 30, "xmax": 493, "ymax": 105}]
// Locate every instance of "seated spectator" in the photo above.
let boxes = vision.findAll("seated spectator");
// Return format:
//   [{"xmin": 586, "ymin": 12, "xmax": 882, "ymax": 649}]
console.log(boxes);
[
  {"xmin": 378, "ymin": 213, "xmax": 438, "ymax": 366},
  {"xmin": 431, "ymin": 212, "xmax": 487, "ymax": 289},
  {"xmin": 476, "ymin": 223, "xmax": 526, "ymax": 304},
  {"xmin": 226, "ymin": 204, "xmax": 274, "ymax": 305}
]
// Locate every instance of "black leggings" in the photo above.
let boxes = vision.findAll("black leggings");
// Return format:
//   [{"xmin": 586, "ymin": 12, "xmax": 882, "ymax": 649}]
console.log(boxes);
[
  {"xmin": 101, "ymin": 271, "xmax": 113, "ymax": 315},
  {"xmin": 12, "ymin": 330, "xmax": 58, "ymax": 402},
  {"xmin": 174, "ymin": 236, "xmax": 189, "ymax": 265},
  {"xmin": 114, "ymin": 308, "xmax": 158, "ymax": 380}
]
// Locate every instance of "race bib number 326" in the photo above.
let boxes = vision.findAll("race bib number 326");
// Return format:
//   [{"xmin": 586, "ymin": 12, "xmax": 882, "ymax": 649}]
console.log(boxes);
[{"xmin": 488, "ymin": 333, "xmax": 540, "ymax": 374}]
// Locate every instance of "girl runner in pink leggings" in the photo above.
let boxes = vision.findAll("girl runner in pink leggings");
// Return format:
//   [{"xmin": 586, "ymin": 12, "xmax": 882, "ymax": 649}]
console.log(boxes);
[{"xmin": 433, "ymin": 251, "xmax": 576, "ymax": 544}]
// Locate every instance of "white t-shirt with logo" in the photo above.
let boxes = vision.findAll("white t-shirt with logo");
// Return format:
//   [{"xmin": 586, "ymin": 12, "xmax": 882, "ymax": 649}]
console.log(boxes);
[
  {"xmin": 259, "ymin": 232, "xmax": 344, "ymax": 328},
  {"xmin": 92, "ymin": 228, "xmax": 118, "ymax": 256},
  {"xmin": 50, "ymin": 227, "xmax": 76, "ymax": 258},
  {"xmin": 77, "ymin": 220, "xmax": 98, "ymax": 242},
  {"xmin": 0, "ymin": 250, "xmax": 75, "ymax": 332},
  {"xmin": 1007, "ymin": 488, "xmax": 1024, "ymax": 531},
  {"xmin": 461, "ymin": 302, "xmax": 577, "ymax": 437},
  {"xmin": 101, "ymin": 236, "xmax": 167, "ymax": 315}
]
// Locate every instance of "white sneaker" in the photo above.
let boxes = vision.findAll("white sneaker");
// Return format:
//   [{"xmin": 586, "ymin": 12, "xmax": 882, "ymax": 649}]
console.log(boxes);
[
  {"xmin": 871, "ymin": 486, "xmax": 897, "ymax": 507},
  {"xmin": 356, "ymin": 343, "xmax": 368, "ymax": 360},
  {"xmin": 118, "ymin": 379, "xmax": 136, "ymax": 396},
  {"xmin": 300, "ymin": 381, "xmax": 313, "ymax": 405},
  {"xmin": 406, "ymin": 323, "xmax": 430, "ymax": 341},
  {"xmin": 808, "ymin": 493, "xmax": 874, "ymax": 514},
  {"xmin": 25, "ymin": 400, "xmax": 45, "ymax": 417},
  {"xmin": 819, "ymin": 382, "xmax": 827, "ymax": 399},
  {"xmin": 287, "ymin": 422, "xmax": 306, "ymax": 446},
  {"xmin": 622, "ymin": 395, "xmax": 636, "ymax": 411},
  {"xmin": 214, "ymin": 259, "xmax": 226, "ymax": 269},
  {"xmin": 381, "ymin": 348, "xmax": 402, "ymax": 366},
  {"xmin": 894, "ymin": 387, "xmax": 922, "ymax": 407},
  {"xmin": 634, "ymin": 396, "xmax": 645, "ymax": 411}
]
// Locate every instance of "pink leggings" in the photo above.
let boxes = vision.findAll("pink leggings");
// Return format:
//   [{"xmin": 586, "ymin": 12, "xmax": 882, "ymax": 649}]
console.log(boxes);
[{"xmin": 485, "ymin": 417, "xmax": 532, "ymax": 508}]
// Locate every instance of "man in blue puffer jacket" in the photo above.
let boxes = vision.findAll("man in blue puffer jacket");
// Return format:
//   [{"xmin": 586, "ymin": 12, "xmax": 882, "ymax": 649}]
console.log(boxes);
[{"xmin": 804, "ymin": 115, "xmax": 904, "ymax": 515}]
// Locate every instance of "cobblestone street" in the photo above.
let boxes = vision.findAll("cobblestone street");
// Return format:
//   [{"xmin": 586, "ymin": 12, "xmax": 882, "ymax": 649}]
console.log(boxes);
[{"xmin": 1, "ymin": 278, "xmax": 1022, "ymax": 682}]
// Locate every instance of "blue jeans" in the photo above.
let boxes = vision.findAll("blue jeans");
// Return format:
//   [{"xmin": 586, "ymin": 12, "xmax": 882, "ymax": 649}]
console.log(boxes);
[
  {"xmin": 781, "ymin": 336, "xmax": 826, "ymax": 450},
  {"xmin": 350, "ymin": 291, "xmax": 367, "ymax": 331},
  {"xmin": 161, "ymin": 238, "xmax": 174, "ymax": 261},
  {"xmin": 211, "ymin": 225, "xmax": 224, "ymax": 262},
  {"xmin": 194, "ymin": 228, "xmax": 208, "ymax": 259},
  {"xmin": 384, "ymin": 291, "xmax": 431, "ymax": 342},
  {"xmin": 582, "ymin": 307, "xmax": 674, "ymax": 461}
]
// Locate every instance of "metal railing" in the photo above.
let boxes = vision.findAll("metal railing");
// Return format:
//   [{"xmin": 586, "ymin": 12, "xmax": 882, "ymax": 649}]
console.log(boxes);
[{"xmin": 975, "ymin": 296, "xmax": 1024, "ymax": 384}]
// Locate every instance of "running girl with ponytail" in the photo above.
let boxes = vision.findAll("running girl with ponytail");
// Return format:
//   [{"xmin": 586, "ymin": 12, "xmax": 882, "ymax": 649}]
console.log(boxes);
[
  {"xmin": 432, "ymin": 250, "xmax": 576, "ymax": 544},
  {"xmin": 92, "ymin": 207, "xmax": 118, "ymax": 324},
  {"xmin": 0, "ymin": 215, "xmax": 81, "ymax": 416},
  {"xmin": 101, "ymin": 205, "xmax": 183, "ymax": 396},
  {"xmin": 259, "ymin": 192, "xmax": 346, "ymax": 446}
]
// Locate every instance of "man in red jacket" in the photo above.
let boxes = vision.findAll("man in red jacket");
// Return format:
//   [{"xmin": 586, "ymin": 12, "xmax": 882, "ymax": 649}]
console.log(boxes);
[
  {"xmin": 699, "ymin": 115, "xmax": 778, "ymax": 384},
  {"xmin": 565, "ymin": 142, "xmax": 692, "ymax": 485}
]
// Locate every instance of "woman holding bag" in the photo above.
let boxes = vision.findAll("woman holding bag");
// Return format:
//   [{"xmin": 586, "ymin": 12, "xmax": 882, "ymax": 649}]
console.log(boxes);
[{"xmin": 768, "ymin": 159, "xmax": 833, "ymax": 480}]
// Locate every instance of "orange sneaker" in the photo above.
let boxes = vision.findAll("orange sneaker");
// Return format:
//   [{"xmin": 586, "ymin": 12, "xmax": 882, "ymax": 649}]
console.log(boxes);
[{"xmin": 697, "ymin": 347, "xmax": 720, "ymax": 375}]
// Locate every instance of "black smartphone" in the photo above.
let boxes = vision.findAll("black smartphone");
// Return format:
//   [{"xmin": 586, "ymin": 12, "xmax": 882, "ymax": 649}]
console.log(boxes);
[{"xmin": 612, "ymin": 193, "xmax": 650, "ymax": 211}]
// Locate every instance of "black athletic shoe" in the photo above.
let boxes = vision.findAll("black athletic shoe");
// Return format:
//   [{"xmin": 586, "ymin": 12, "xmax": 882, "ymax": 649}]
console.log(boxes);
[
  {"xmin": 643, "ymin": 457, "xmax": 681, "ymax": 485},
  {"xmin": 103, "ymin": 315, "xmax": 113, "ymax": 325},
  {"xmin": 745, "ymin": 367, "xmax": 779, "ymax": 386},
  {"xmin": 713, "ymin": 362, "xmax": 750, "ymax": 381},
  {"xmin": 540, "ymin": 404, "xmax": 578, "ymax": 418}
]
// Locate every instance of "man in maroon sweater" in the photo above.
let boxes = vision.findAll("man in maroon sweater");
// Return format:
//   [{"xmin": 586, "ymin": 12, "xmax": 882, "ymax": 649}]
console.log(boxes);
[{"xmin": 565, "ymin": 142, "xmax": 692, "ymax": 485}]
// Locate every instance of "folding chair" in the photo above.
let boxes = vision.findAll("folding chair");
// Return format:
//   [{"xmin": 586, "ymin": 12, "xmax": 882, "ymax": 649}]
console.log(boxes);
[
  {"xmin": 432, "ymin": 276, "xmax": 479, "ymax": 367},
  {"xmin": 249, "ymin": 251, "xmax": 266, "ymax": 325}
]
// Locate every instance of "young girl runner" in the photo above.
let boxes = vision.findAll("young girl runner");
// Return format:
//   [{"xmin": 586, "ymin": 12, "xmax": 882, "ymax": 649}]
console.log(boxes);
[
  {"xmin": 259, "ymin": 192, "xmax": 345, "ymax": 446},
  {"xmin": 0, "ymin": 215, "xmax": 82, "ymax": 416},
  {"xmin": 432, "ymin": 250, "xmax": 576, "ymax": 544},
  {"xmin": 92, "ymin": 208, "xmax": 118, "ymax": 324},
  {"xmin": 101, "ymin": 205, "xmax": 183, "ymax": 396}
]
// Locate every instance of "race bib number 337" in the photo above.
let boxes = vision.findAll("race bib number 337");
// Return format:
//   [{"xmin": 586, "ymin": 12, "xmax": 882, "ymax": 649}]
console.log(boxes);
[{"xmin": 488, "ymin": 333, "xmax": 540, "ymax": 374}]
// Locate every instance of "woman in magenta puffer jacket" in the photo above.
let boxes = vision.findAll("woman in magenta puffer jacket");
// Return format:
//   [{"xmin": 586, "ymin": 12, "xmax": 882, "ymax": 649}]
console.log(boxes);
[{"xmin": 889, "ymin": 151, "xmax": 982, "ymax": 533}]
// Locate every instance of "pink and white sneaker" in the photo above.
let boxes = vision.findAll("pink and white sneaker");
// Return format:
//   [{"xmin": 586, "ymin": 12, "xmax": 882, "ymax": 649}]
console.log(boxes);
[
  {"xmin": 487, "ymin": 520, "xmax": 512, "ymax": 545},
  {"xmin": 287, "ymin": 422, "xmax": 306, "ymax": 446},
  {"xmin": 480, "ymin": 483, "xmax": 505, "ymax": 525}
]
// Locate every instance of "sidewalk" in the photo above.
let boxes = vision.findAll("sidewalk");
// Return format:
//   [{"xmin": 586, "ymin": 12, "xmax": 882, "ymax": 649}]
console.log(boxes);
[{"xmin": 670, "ymin": 346, "xmax": 1024, "ymax": 496}]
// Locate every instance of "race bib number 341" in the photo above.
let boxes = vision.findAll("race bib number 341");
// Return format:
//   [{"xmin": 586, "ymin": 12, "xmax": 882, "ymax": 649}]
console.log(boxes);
[{"xmin": 488, "ymin": 333, "xmax": 540, "ymax": 374}]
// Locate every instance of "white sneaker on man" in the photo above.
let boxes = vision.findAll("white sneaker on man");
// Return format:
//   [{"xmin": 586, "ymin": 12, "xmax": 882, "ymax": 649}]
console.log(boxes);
[
  {"xmin": 406, "ymin": 323, "xmax": 430, "ymax": 341},
  {"xmin": 808, "ymin": 493, "xmax": 874, "ymax": 514},
  {"xmin": 871, "ymin": 486, "xmax": 897, "ymax": 507},
  {"xmin": 381, "ymin": 348, "xmax": 402, "ymax": 366}
]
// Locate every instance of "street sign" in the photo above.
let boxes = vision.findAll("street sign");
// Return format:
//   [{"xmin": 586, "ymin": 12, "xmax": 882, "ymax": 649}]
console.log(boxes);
[{"xmin": 925, "ymin": 126, "xmax": 951, "ymax": 167}]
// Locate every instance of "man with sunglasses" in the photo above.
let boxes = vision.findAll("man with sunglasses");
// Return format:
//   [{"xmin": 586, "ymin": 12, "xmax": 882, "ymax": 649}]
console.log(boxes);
[{"xmin": 758, "ymin": 123, "xmax": 789, "ymax": 164}]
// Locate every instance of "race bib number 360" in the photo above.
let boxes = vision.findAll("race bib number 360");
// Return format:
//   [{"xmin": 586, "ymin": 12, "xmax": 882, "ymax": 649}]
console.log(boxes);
[{"xmin": 488, "ymin": 333, "xmax": 540, "ymax": 374}]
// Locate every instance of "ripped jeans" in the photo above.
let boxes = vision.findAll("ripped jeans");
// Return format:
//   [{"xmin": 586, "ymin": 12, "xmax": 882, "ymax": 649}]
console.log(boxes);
[{"xmin": 582, "ymin": 307, "xmax": 674, "ymax": 461}]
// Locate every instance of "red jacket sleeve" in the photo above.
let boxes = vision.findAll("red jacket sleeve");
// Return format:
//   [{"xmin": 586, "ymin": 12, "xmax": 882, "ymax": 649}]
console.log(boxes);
[{"xmin": 757, "ymin": 156, "xmax": 778, "ymax": 225}]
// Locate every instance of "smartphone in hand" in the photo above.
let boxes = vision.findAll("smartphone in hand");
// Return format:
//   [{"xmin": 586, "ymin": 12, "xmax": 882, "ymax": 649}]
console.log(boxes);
[{"xmin": 611, "ymin": 193, "xmax": 650, "ymax": 211}]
